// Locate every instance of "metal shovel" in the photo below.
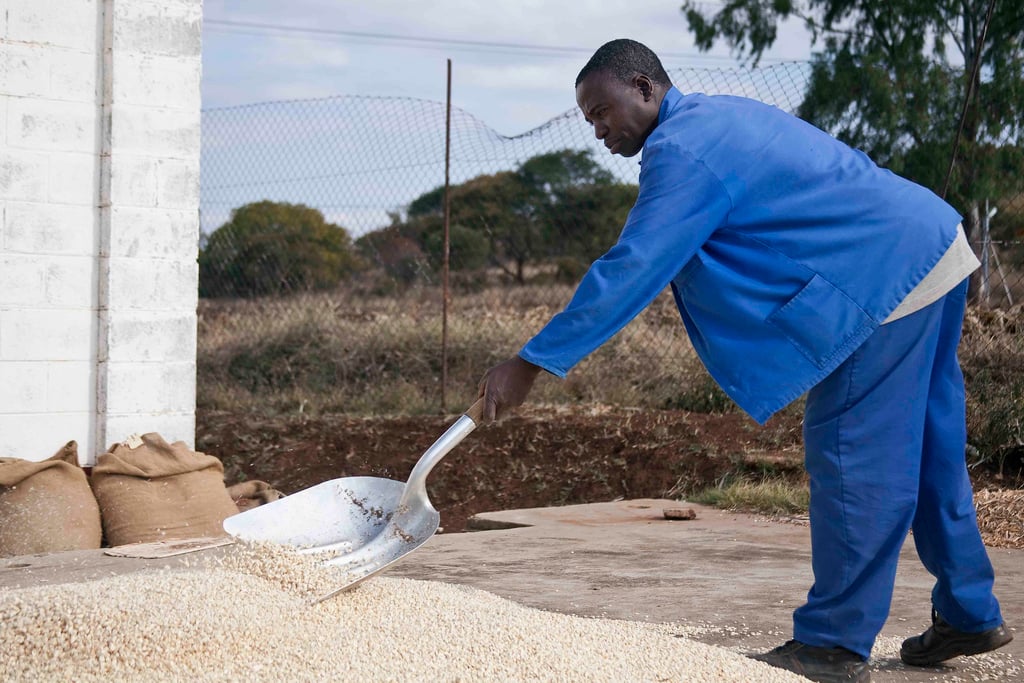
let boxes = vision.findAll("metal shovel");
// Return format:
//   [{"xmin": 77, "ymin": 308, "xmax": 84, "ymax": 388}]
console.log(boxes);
[{"xmin": 222, "ymin": 398, "xmax": 485, "ymax": 599}]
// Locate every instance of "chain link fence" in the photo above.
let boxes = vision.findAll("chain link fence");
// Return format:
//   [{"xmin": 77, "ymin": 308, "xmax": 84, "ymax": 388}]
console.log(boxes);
[{"xmin": 198, "ymin": 63, "xmax": 1024, "ymax": 416}]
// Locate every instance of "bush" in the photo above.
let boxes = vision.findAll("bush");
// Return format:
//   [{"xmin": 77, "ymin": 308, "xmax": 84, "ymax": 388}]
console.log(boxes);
[
  {"xmin": 962, "ymin": 305, "xmax": 1024, "ymax": 477},
  {"xmin": 965, "ymin": 365, "xmax": 1024, "ymax": 476},
  {"xmin": 199, "ymin": 201, "xmax": 361, "ymax": 298}
]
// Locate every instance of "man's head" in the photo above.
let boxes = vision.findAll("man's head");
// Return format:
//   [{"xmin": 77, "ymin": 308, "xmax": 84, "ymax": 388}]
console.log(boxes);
[{"xmin": 575, "ymin": 39, "xmax": 671, "ymax": 158}]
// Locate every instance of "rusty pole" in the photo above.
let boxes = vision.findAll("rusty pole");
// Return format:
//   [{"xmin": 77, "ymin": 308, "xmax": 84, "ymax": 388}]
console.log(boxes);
[{"xmin": 441, "ymin": 58, "xmax": 452, "ymax": 412}]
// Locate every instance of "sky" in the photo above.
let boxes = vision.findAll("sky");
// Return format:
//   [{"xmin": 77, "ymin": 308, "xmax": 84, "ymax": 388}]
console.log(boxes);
[{"xmin": 201, "ymin": 0, "xmax": 818, "ymax": 136}]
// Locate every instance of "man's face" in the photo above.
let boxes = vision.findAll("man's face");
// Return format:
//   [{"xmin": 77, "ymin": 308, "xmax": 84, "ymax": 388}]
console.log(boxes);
[{"xmin": 575, "ymin": 71, "xmax": 660, "ymax": 158}]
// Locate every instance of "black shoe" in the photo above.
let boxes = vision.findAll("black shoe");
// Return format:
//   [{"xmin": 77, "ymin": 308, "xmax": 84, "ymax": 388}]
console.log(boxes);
[
  {"xmin": 752, "ymin": 640, "xmax": 871, "ymax": 683},
  {"xmin": 900, "ymin": 609, "xmax": 1013, "ymax": 666}
]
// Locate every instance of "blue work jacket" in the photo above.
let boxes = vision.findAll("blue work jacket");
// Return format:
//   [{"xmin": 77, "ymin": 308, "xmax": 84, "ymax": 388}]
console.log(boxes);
[{"xmin": 519, "ymin": 86, "xmax": 962, "ymax": 424}]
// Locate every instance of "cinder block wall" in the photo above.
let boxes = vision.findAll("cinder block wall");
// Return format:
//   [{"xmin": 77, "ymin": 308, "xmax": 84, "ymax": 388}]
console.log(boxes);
[{"xmin": 0, "ymin": 0, "xmax": 202, "ymax": 464}]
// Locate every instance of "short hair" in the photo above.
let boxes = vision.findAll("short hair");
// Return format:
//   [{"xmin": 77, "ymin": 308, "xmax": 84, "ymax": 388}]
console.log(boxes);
[{"xmin": 575, "ymin": 39, "xmax": 672, "ymax": 88}]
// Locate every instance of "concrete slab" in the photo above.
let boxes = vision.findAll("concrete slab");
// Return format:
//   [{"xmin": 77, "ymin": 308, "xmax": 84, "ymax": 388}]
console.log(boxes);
[
  {"xmin": 2, "ymin": 499, "xmax": 1020, "ymax": 682},
  {"xmin": 389, "ymin": 499, "xmax": 1023, "ymax": 682}
]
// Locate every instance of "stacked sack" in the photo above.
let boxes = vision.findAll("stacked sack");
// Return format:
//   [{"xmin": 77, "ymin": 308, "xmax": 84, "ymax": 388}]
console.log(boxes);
[
  {"xmin": 90, "ymin": 433, "xmax": 247, "ymax": 546},
  {"xmin": 227, "ymin": 480, "xmax": 285, "ymax": 513},
  {"xmin": 0, "ymin": 442, "xmax": 102, "ymax": 557},
  {"xmin": 1, "ymin": 433, "xmax": 284, "ymax": 555}
]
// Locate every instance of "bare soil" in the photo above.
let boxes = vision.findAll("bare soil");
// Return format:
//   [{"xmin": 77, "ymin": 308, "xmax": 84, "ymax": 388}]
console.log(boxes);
[{"xmin": 197, "ymin": 406, "xmax": 1023, "ymax": 542}]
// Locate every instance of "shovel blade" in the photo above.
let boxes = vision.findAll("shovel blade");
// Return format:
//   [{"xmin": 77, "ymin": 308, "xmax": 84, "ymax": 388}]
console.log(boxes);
[
  {"xmin": 223, "ymin": 399, "xmax": 485, "ymax": 601},
  {"xmin": 311, "ymin": 505, "xmax": 441, "ymax": 600},
  {"xmin": 223, "ymin": 476, "xmax": 406, "ymax": 552}
]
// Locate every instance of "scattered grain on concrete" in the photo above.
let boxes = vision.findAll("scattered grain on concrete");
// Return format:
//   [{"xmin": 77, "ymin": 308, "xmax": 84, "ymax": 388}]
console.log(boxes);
[
  {"xmin": 627, "ymin": 621, "xmax": 1022, "ymax": 682},
  {"xmin": 1, "ymin": 542, "xmax": 811, "ymax": 682},
  {"xmin": 870, "ymin": 635, "xmax": 1022, "ymax": 682}
]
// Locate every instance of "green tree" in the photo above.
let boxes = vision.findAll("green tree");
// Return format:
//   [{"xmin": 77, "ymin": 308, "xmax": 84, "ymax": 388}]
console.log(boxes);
[
  {"xmin": 516, "ymin": 150, "xmax": 632, "ymax": 264},
  {"xmin": 199, "ymin": 200, "xmax": 360, "ymax": 298},
  {"xmin": 518, "ymin": 149, "xmax": 615, "ymax": 194},
  {"xmin": 680, "ymin": 0, "xmax": 1024, "ymax": 247},
  {"xmin": 549, "ymin": 182, "xmax": 640, "ymax": 264},
  {"xmin": 374, "ymin": 149, "xmax": 637, "ymax": 285},
  {"xmin": 453, "ymin": 171, "xmax": 538, "ymax": 283},
  {"xmin": 420, "ymin": 222, "xmax": 491, "ymax": 272},
  {"xmin": 355, "ymin": 222, "xmax": 430, "ymax": 286},
  {"xmin": 407, "ymin": 186, "xmax": 446, "ymax": 218},
  {"xmin": 356, "ymin": 215, "xmax": 491, "ymax": 285}
]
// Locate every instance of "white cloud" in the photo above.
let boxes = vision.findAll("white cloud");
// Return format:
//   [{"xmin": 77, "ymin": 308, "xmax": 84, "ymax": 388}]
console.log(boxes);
[
  {"xmin": 266, "ymin": 36, "xmax": 351, "ymax": 69},
  {"xmin": 201, "ymin": 0, "xmax": 815, "ymax": 133}
]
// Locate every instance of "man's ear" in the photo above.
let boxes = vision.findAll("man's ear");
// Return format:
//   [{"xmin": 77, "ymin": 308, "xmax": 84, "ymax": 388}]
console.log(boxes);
[{"xmin": 635, "ymin": 75, "xmax": 654, "ymax": 101}]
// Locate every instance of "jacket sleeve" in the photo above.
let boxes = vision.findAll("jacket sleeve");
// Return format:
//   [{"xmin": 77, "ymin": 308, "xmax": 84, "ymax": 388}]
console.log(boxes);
[{"xmin": 518, "ymin": 140, "xmax": 733, "ymax": 377}]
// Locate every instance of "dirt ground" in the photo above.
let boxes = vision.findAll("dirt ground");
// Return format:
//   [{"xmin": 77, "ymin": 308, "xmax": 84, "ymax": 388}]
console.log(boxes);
[{"xmin": 197, "ymin": 405, "xmax": 1023, "ymax": 542}]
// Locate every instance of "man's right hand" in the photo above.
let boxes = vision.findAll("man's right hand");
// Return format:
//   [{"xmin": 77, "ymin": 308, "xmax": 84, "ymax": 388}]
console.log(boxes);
[{"xmin": 477, "ymin": 355, "xmax": 543, "ymax": 422}]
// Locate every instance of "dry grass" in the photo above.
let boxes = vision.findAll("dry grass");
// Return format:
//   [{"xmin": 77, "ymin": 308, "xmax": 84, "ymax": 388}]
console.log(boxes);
[
  {"xmin": 961, "ymin": 303, "xmax": 1024, "ymax": 473},
  {"xmin": 197, "ymin": 283, "xmax": 718, "ymax": 416},
  {"xmin": 691, "ymin": 479, "xmax": 811, "ymax": 516},
  {"xmin": 198, "ymin": 284, "xmax": 1024, "ymax": 452},
  {"xmin": 975, "ymin": 488, "xmax": 1024, "ymax": 548},
  {"xmin": 688, "ymin": 482, "xmax": 1024, "ymax": 551}
]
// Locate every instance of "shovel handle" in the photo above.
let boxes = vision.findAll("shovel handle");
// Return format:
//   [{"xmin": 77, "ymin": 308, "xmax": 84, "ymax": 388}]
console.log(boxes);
[
  {"xmin": 465, "ymin": 396, "xmax": 485, "ymax": 423},
  {"xmin": 402, "ymin": 398, "xmax": 485, "ymax": 504}
]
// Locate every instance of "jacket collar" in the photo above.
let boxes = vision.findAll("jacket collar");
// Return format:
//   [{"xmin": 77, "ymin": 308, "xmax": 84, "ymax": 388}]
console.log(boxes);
[
  {"xmin": 658, "ymin": 86, "xmax": 683, "ymax": 125},
  {"xmin": 640, "ymin": 86, "xmax": 683, "ymax": 165}
]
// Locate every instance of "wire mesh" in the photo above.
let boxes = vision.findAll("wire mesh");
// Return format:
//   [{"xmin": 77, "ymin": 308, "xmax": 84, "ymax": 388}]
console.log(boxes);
[{"xmin": 198, "ymin": 63, "xmax": 1024, "ymax": 412}]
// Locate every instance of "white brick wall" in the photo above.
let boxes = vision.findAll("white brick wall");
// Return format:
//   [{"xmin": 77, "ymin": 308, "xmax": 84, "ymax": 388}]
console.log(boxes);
[
  {"xmin": 0, "ymin": 309, "xmax": 95, "ymax": 361},
  {"xmin": 0, "ymin": 149, "xmax": 49, "ymax": 202},
  {"xmin": 0, "ymin": 0, "xmax": 202, "ymax": 464},
  {"xmin": 5, "ymin": 0, "xmax": 99, "ymax": 52},
  {"xmin": 109, "ymin": 206, "xmax": 198, "ymax": 259},
  {"xmin": 3, "ymin": 202, "xmax": 96, "ymax": 254}
]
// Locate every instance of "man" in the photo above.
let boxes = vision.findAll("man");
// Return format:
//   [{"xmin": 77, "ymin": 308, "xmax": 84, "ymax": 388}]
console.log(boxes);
[{"xmin": 477, "ymin": 39, "xmax": 1012, "ymax": 683}]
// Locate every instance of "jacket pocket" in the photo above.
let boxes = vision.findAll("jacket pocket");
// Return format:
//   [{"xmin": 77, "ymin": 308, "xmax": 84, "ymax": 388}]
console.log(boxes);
[{"xmin": 766, "ymin": 274, "xmax": 872, "ymax": 369}]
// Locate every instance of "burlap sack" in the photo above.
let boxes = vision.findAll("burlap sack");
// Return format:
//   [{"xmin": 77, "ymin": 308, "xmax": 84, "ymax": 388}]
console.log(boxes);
[
  {"xmin": 0, "ymin": 441, "xmax": 103, "ymax": 557},
  {"xmin": 226, "ymin": 480, "xmax": 285, "ymax": 513},
  {"xmin": 91, "ymin": 433, "xmax": 240, "ymax": 546}
]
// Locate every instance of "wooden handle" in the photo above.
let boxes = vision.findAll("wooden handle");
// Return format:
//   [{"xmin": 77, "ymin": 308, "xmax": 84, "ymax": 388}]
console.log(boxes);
[{"xmin": 465, "ymin": 396, "xmax": 485, "ymax": 423}]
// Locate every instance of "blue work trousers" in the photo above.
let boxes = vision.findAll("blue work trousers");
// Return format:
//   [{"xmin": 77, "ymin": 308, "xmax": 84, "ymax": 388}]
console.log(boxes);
[{"xmin": 793, "ymin": 280, "xmax": 1003, "ymax": 658}]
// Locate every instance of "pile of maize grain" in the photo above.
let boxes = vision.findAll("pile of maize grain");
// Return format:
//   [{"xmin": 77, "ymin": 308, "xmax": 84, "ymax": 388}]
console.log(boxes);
[{"xmin": 1, "ymin": 543, "xmax": 809, "ymax": 682}]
